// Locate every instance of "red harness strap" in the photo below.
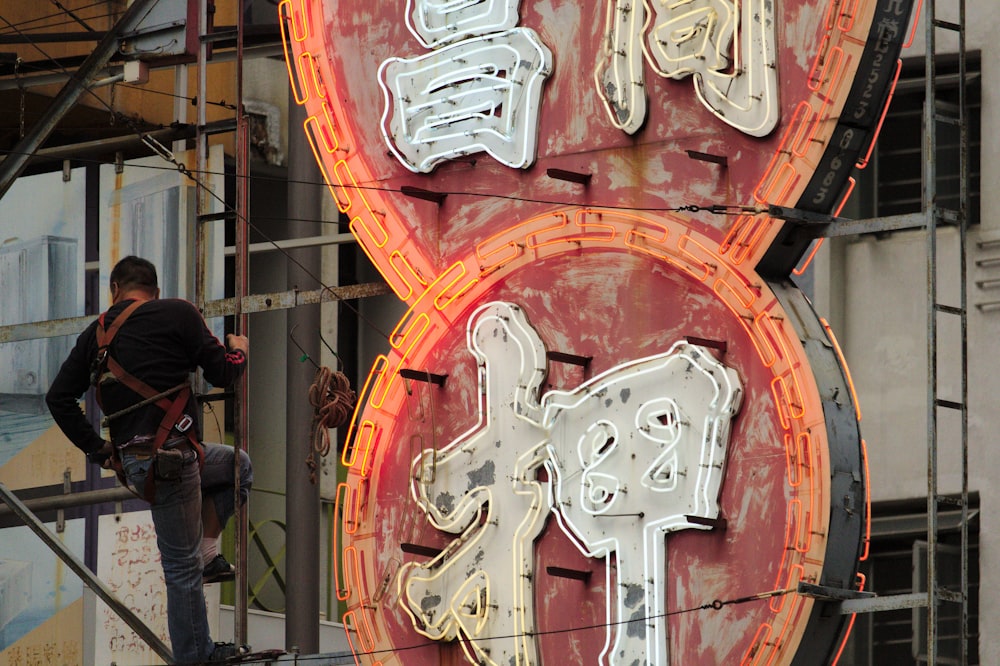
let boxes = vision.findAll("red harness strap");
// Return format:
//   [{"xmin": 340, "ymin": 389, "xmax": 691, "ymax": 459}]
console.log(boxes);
[{"xmin": 94, "ymin": 299, "xmax": 203, "ymax": 502}]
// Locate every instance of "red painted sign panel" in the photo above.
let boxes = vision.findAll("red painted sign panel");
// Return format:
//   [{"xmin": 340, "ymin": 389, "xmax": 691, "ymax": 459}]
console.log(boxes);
[{"xmin": 281, "ymin": 0, "xmax": 915, "ymax": 663}]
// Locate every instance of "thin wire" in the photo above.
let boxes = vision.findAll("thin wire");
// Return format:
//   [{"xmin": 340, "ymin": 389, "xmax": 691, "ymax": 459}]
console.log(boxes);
[
  {"xmin": 7, "ymin": 9, "xmax": 795, "ymax": 664},
  {"xmin": 0, "ymin": 14, "xmax": 93, "ymax": 63},
  {"xmin": 143, "ymin": 133, "xmax": 392, "ymax": 340},
  {"xmin": 46, "ymin": 0, "xmax": 98, "ymax": 33},
  {"xmin": 0, "ymin": 13, "xmax": 390, "ymax": 341},
  {"xmin": 114, "ymin": 81, "xmax": 238, "ymax": 110},
  {"xmin": 0, "ymin": 12, "xmax": 759, "ymax": 348},
  {"xmin": 0, "ymin": 145, "xmax": 348, "ymax": 229},
  {"xmin": 0, "ymin": 4, "xmax": 111, "ymax": 35},
  {"xmin": 124, "ymin": 581, "xmax": 797, "ymax": 665},
  {"xmin": 0, "ymin": 16, "xmax": 758, "ymax": 219},
  {"xmin": 269, "ymin": 586, "xmax": 799, "ymax": 663},
  {"xmin": 203, "ymin": 398, "xmax": 224, "ymax": 446},
  {"xmin": 0, "ymin": 143, "xmax": 753, "ymax": 217},
  {"xmin": 1, "ymin": 20, "xmax": 282, "ymax": 276}
]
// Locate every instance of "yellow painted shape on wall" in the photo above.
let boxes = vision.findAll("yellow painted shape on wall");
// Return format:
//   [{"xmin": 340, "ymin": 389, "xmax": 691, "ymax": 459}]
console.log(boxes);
[
  {"xmin": 0, "ymin": 424, "xmax": 86, "ymax": 491},
  {"xmin": 0, "ymin": 597, "xmax": 83, "ymax": 666}
]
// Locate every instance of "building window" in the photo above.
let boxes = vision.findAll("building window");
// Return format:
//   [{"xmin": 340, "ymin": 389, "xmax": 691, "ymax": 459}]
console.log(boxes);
[
  {"xmin": 840, "ymin": 497, "xmax": 980, "ymax": 665},
  {"xmin": 847, "ymin": 53, "xmax": 981, "ymax": 226}
]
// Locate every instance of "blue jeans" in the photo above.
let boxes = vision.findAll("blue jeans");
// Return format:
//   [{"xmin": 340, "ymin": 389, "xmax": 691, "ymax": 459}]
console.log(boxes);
[{"xmin": 121, "ymin": 442, "xmax": 253, "ymax": 663}]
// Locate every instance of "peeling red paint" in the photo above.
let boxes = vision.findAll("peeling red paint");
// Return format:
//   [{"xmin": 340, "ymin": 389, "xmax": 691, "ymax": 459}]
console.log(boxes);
[{"xmin": 281, "ymin": 0, "xmax": 910, "ymax": 662}]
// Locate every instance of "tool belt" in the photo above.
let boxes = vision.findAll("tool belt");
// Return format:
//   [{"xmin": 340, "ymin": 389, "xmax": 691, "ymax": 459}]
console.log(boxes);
[
  {"xmin": 118, "ymin": 435, "xmax": 195, "ymax": 482},
  {"xmin": 93, "ymin": 299, "xmax": 204, "ymax": 502},
  {"xmin": 118, "ymin": 434, "xmax": 192, "ymax": 457}
]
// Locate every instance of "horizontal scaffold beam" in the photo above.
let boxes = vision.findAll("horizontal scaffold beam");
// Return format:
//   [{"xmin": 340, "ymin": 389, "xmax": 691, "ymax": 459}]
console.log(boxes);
[
  {"xmin": 0, "ymin": 0, "xmax": 161, "ymax": 201},
  {"xmin": 840, "ymin": 592, "xmax": 930, "ymax": 614},
  {"xmin": 0, "ymin": 281, "xmax": 391, "ymax": 343}
]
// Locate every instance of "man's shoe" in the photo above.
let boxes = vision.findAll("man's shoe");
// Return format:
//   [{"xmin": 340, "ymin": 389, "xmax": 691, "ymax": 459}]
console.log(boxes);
[
  {"xmin": 203, "ymin": 554, "xmax": 236, "ymax": 584},
  {"xmin": 207, "ymin": 642, "xmax": 250, "ymax": 662}
]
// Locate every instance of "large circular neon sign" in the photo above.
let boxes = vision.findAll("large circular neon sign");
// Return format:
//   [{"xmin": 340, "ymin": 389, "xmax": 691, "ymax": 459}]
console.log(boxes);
[{"xmin": 280, "ymin": 1, "xmax": 916, "ymax": 663}]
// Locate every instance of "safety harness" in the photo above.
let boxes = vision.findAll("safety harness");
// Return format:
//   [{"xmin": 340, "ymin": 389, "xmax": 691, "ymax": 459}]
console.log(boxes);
[{"xmin": 93, "ymin": 298, "xmax": 203, "ymax": 502}]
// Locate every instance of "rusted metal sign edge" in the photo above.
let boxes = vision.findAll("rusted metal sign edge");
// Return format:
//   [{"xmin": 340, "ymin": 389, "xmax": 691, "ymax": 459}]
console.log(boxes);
[{"xmin": 0, "ymin": 281, "xmax": 391, "ymax": 343}]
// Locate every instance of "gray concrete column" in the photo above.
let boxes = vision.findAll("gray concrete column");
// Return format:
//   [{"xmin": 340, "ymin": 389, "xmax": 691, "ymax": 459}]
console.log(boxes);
[{"xmin": 284, "ymin": 94, "xmax": 321, "ymax": 654}]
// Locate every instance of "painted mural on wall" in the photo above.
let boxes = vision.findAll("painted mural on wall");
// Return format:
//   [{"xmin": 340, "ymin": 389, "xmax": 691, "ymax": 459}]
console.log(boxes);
[
  {"xmin": 283, "ymin": 0, "xmax": 916, "ymax": 664},
  {"xmin": 0, "ymin": 146, "xmax": 224, "ymax": 481},
  {"xmin": 0, "ymin": 148, "xmax": 225, "ymax": 664},
  {"xmin": 0, "ymin": 169, "xmax": 85, "ymax": 475},
  {"xmin": 0, "ymin": 520, "xmax": 84, "ymax": 660},
  {"xmin": 0, "ymin": 169, "xmax": 88, "ymax": 661},
  {"xmin": 98, "ymin": 147, "xmax": 226, "ymax": 329}
]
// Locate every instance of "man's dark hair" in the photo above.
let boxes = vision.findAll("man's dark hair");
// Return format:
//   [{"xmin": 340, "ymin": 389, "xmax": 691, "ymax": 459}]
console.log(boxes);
[{"xmin": 110, "ymin": 256, "xmax": 159, "ymax": 291}]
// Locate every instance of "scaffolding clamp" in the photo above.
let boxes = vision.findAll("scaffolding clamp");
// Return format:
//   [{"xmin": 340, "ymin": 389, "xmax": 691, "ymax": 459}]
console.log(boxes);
[{"xmin": 797, "ymin": 581, "xmax": 875, "ymax": 602}]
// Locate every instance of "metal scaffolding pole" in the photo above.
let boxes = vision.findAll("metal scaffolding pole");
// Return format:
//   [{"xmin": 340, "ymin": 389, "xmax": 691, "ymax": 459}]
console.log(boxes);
[
  {"xmin": 0, "ymin": 483, "xmax": 174, "ymax": 664},
  {"xmin": 924, "ymin": 0, "xmax": 970, "ymax": 663},
  {"xmin": 234, "ymin": 0, "xmax": 252, "ymax": 647},
  {"xmin": 784, "ymin": 5, "xmax": 974, "ymax": 664},
  {"xmin": 956, "ymin": 2, "xmax": 971, "ymax": 659},
  {"xmin": 924, "ymin": 3, "xmax": 941, "ymax": 657},
  {"xmin": 0, "ymin": 0, "xmax": 159, "ymax": 200},
  {"xmin": 0, "ymin": 0, "xmax": 382, "ymax": 660},
  {"xmin": 0, "ymin": 486, "xmax": 135, "ymax": 519},
  {"xmin": 0, "ymin": 281, "xmax": 389, "ymax": 344}
]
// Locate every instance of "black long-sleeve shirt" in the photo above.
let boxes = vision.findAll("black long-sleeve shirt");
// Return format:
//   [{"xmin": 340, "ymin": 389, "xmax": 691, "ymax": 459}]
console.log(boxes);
[{"xmin": 46, "ymin": 298, "xmax": 247, "ymax": 454}]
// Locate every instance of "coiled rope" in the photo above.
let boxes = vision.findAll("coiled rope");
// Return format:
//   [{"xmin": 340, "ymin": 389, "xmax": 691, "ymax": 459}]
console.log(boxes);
[{"xmin": 306, "ymin": 366, "xmax": 356, "ymax": 483}]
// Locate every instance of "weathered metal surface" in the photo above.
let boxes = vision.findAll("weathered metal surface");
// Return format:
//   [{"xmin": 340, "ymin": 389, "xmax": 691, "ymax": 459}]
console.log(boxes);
[
  {"xmin": 923, "ymin": 5, "xmax": 973, "ymax": 664},
  {"xmin": 0, "ymin": 282, "xmax": 390, "ymax": 342},
  {"xmin": 0, "ymin": 316, "xmax": 94, "ymax": 344},
  {"xmin": 802, "ymin": 211, "xmax": 930, "ymax": 239},
  {"xmin": 840, "ymin": 593, "xmax": 929, "ymax": 615},
  {"xmin": 776, "ymin": 281, "xmax": 870, "ymax": 666},
  {"xmin": 284, "ymin": 90, "xmax": 324, "ymax": 654},
  {"xmin": 0, "ymin": 486, "xmax": 135, "ymax": 519},
  {"xmin": 199, "ymin": 281, "xmax": 392, "ymax": 318},
  {"xmin": 282, "ymin": 0, "xmax": 918, "ymax": 664}
]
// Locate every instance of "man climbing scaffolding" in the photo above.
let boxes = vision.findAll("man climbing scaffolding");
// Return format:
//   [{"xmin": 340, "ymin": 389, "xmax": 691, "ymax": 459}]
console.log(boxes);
[{"xmin": 46, "ymin": 255, "xmax": 253, "ymax": 663}]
